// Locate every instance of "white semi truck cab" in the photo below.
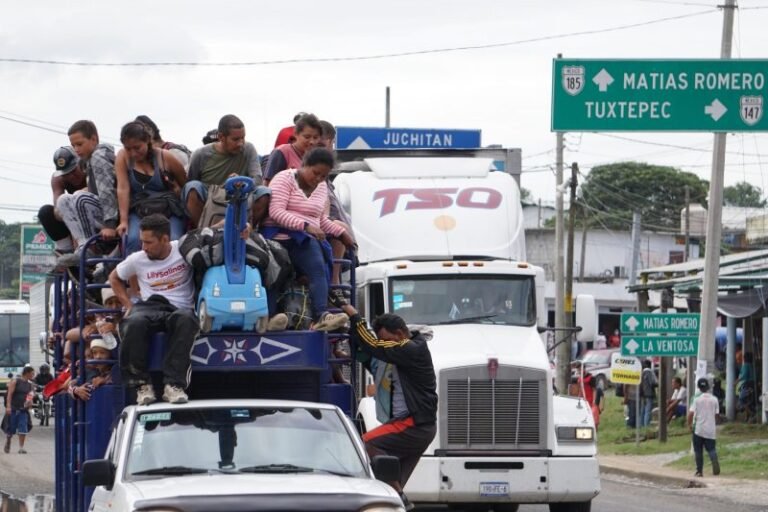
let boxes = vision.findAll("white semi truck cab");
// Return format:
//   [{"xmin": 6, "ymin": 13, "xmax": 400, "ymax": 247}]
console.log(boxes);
[{"xmin": 333, "ymin": 155, "xmax": 599, "ymax": 512}]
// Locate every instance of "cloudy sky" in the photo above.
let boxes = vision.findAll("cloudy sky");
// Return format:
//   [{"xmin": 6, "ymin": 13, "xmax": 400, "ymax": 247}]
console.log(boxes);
[{"xmin": 1, "ymin": 0, "xmax": 767, "ymax": 224}]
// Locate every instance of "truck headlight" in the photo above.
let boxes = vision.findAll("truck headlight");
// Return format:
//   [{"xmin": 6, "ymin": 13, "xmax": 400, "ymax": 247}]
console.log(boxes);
[
  {"xmin": 556, "ymin": 426, "xmax": 594, "ymax": 441},
  {"xmin": 212, "ymin": 283, "xmax": 221, "ymax": 297}
]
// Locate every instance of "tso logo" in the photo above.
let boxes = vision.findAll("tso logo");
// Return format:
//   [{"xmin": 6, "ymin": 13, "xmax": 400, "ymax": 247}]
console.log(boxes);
[{"xmin": 373, "ymin": 188, "xmax": 502, "ymax": 217}]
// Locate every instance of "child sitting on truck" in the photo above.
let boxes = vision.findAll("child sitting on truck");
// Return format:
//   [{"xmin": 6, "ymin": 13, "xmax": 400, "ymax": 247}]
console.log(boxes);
[{"xmin": 69, "ymin": 338, "xmax": 115, "ymax": 402}]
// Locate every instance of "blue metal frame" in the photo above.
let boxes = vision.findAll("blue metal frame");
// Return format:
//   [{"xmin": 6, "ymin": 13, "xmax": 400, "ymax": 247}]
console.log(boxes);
[{"xmin": 53, "ymin": 234, "xmax": 359, "ymax": 512}]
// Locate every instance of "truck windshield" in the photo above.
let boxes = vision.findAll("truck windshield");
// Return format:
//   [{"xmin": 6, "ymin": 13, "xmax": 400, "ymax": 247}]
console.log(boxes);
[
  {"xmin": 389, "ymin": 275, "xmax": 536, "ymax": 326},
  {"xmin": 126, "ymin": 407, "xmax": 366, "ymax": 478}
]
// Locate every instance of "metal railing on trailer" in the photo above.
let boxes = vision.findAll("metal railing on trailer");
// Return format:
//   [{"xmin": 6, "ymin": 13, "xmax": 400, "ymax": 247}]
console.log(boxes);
[{"xmin": 52, "ymin": 233, "xmax": 359, "ymax": 512}]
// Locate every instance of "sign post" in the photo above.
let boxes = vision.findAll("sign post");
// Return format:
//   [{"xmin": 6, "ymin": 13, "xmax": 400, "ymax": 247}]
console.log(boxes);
[
  {"xmin": 610, "ymin": 352, "xmax": 642, "ymax": 446},
  {"xmin": 552, "ymin": 59, "xmax": 768, "ymax": 132}
]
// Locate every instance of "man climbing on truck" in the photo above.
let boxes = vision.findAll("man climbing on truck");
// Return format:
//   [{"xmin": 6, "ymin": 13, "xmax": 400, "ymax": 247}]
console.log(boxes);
[
  {"xmin": 108, "ymin": 213, "xmax": 198, "ymax": 406},
  {"xmin": 339, "ymin": 299, "xmax": 437, "ymax": 511}
]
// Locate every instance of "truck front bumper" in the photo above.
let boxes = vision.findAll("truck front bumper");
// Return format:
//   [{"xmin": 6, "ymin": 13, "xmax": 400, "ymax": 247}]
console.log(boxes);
[{"xmin": 404, "ymin": 455, "xmax": 600, "ymax": 504}]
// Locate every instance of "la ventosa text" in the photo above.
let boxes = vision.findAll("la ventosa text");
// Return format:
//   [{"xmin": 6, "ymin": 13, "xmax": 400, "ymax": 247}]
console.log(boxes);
[{"xmin": 586, "ymin": 72, "xmax": 765, "ymax": 119}]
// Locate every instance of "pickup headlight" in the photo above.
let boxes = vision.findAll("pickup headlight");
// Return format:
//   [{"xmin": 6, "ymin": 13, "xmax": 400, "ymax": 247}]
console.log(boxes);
[{"xmin": 556, "ymin": 426, "xmax": 594, "ymax": 441}]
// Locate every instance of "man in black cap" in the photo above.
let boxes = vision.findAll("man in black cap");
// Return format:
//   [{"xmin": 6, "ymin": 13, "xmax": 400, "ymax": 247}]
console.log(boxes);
[
  {"xmin": 687, "ymin": 377, "xmax": 721, "ymax": 477},
  {"xmin": 38, "ymin": 146, "xmax": 87, "ymax": 255}
]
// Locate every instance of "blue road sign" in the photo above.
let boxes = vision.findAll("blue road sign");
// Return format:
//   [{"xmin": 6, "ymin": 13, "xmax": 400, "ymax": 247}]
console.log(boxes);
[{"xmin": 336, "ymin": 126, "xmax": 482, "ymax": 150}]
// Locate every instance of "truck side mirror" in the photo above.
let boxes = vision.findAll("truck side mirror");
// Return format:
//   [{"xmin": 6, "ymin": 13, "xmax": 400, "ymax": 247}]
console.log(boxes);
[
  {"xmin": 371, "ymin": 455, "xmax": 400, "ymax": 483},
  {"xmin": 82, "ymin": 459, "xmax": 115, "ymax": 489},
  {"xmin": 575, "ymin": 294, "xmax": 597, "ymax": 342}
]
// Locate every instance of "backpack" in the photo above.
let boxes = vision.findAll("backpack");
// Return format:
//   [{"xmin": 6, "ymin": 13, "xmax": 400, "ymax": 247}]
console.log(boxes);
[
  {"xmin": 277, "ymin": 283, "xmax": 313, "ymax": 331},
  {"xmin": 178, "ymin": 228, "xmax": 271, "ymax": 293}
]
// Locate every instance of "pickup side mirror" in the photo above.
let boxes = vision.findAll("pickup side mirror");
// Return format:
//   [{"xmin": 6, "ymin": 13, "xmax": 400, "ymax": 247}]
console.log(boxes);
[
  {"xmin": 371, "ymin": 455, "xmax": 400, "ymax": 483},
  {"xmin": 82, "ymin": 459, "xmax": 115, "ymax": 489},
  {"xmin": 575, "ymin": 294, "xmax": 597, "ymax": 342}
]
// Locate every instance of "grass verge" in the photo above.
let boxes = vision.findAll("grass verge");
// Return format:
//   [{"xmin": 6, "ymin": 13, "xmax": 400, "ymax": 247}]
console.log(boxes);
[{"xmin": 597, "ymin": 389, "xmax": 768, "ymax": 479}]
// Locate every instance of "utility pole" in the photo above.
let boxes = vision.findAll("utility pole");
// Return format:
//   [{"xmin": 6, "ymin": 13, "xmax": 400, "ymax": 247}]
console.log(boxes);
[
  {"xmin": 629, "ymin": 212, "xmax": 641, "ymax": 287},
  {"xmin": 385, "ymin": 86, "xmax": 391, "ymax": 127},
  {"xmin": 565, "ymin": 163, "xmax": 579, "ymax": 355},
  {"xmin": 698, "ymin": 0, "xmax": 736, "ymax": 381},
  {"xmin": 579, "ymin": 209, "xmax": 588, "ymax": 282},
  {"xmin": 555, "ymin": 55, "xmax": 568, "ymax": 392},
  {"xmin": 684, "ymin": 185, "xmax": 691, "ymax": 261}
]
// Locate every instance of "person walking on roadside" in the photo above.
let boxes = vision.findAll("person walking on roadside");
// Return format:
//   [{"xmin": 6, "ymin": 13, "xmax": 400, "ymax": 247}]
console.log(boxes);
[
  {"xmin": 687, "ymin": 377, "xmax": 720, "ymax": 477},
  {"xmin": 639, "ymin": 359, "xmax": 657, "ymax": 427},
  {"xmin": 4, "ymin": 365, "xmax": 35, "ymax": 454}
]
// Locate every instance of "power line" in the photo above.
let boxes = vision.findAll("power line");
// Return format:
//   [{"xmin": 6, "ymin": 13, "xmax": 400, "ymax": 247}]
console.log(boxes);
[
  {"xmin": 592, "ymin": 133, "xmax": 768, "ymax": 158},
  {"xmin": 0, "ymin": 158, "xmax": 49, "ymax": 170},
  {"xmin": 0, "ymin": 10, "xmax": 718, "ymax": 67},
  {"xmin": 0, "ymin": 114, "xmax": 68, "ymax": 135}
]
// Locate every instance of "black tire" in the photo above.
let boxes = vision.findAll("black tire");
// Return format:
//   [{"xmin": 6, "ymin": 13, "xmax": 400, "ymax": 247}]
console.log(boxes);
[{"xmin": 549, "ymin": 500, "xmax": 592, "ymax": 512}]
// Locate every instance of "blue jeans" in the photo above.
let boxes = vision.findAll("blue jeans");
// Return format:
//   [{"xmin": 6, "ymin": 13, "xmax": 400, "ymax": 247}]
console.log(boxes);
[
  {"xmin": 8, "ymin": 409, "xmax": 29, "ymax": 435},
  {"xmin": 273, "ymin": 237, "xmax": 329, "ymax": 321},
  {"xmin": 640, "ymin": 397, "xmax": 654, "ymax": 427},
  {"xmin": 692, "ymin": 434, "xmax": 717, "ymax": 473},
  {"xmin": 126, "ymin": 213, "xmax": 186, "ymax": 255}
]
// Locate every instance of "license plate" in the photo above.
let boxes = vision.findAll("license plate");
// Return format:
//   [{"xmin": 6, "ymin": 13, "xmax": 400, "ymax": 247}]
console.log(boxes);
[
  {"xmin": 479, "ymin": 481, "xmax": 509, "ymax": 497},
  {"xmin": 230, "ymin": 301, "xmax": 246, "ymax": 312}
]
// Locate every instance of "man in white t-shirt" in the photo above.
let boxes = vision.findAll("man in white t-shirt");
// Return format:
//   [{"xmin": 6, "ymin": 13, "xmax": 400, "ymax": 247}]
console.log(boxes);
[
  {"xmin": 108, "ymin": 214, "xmax": 198, "ymax": 405},
  {"xmin": 687, "ymin": 378, "xmax": 720, "ymax": 477}
]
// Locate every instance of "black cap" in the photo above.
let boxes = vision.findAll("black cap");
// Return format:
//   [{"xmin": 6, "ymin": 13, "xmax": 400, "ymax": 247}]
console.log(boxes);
[
  {"xmin": 53, "ymin": 146, "xmax": 78, "ymax": 176},
  {"xmin": 697, "ymin": 377, "xmax": 710, "ymax": 391}
]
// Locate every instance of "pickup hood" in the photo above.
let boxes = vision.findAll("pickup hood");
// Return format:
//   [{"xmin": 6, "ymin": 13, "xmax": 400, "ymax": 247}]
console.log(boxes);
[
  {"xmin": 127, "ymin": 473, "xmax": 398, "ymax": 501},
  {"xmin": 427, "ymin": 324, "xmax": 548, "ymax": 373}
]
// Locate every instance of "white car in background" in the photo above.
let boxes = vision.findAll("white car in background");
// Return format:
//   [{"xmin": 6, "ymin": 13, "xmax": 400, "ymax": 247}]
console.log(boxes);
[{"xmin": 84, "ymin": 400, "xmax": 404, "ymax": 512}]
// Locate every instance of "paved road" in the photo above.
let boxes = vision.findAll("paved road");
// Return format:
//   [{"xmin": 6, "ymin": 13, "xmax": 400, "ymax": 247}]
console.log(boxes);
[{"xmin": 2, "ymin": 429, "xmax": 766, "ymax": 512}]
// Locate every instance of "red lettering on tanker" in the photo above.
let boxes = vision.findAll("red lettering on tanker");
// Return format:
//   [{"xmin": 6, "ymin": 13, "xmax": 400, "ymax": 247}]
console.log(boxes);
[{"xmin": 373, "ymin": 188, "xmax": 503, "ymax": 217}]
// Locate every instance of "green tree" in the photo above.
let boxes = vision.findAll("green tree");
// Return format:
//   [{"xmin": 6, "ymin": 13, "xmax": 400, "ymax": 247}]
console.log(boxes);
[
  {"xmin": 580, "ymin": 162, "xmax": 709, "ymax": 231},
  {"xmin": 0, "ymin": 222, "xmax": 22, "ymax": 297},
  {"xmin": 520, "ymin": 187, "xmax": 532, "ymax": 203},
  {"xmin": 723, "ymin": 181, "xmax": 766, "ymax": 207}
]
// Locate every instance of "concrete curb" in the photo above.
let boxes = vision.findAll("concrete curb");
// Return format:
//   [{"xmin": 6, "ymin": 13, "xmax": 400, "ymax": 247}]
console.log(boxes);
[{"xmin": 599, "ymin": 463, "xmax": 706, "ymax": 489}]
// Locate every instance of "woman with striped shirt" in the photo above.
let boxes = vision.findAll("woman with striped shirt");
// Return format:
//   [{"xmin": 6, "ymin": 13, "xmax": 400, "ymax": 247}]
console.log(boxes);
[{"xmin": 263, "ymin": 147, "xmax": 355, "ymax": 331}]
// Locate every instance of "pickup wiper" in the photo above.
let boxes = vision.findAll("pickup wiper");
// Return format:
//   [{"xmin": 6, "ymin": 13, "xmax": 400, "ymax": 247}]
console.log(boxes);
[
  {"xmin": 132, "ymin": 466, "xmax": 209, "ymax": 476},
  {"xmin": 238, "ymin": 463, "xmax": 315, "ymax": 474},
  {"xmin": 435, "ymin": 314, "xmax": 498, "ymax": 325}
]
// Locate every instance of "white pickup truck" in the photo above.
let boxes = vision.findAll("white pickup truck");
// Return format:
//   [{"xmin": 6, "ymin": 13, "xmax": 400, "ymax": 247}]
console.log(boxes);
[{"xmin": 84, "ymin": 399, "xmax": 405, "ymax": 512}]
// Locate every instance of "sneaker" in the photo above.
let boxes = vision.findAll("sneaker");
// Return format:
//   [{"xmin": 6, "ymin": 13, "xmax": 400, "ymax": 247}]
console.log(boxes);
[
  {"xmin": 312, "ymin": 312, "xmax": 348, "ymax": 332},
  {"xmin": 136, "ymin": 384, "xmax": 157, "ymax": 406},
  {"xmin": 3, "ymin": 437, "xmax": 9, "ymax": 454},
  {"xmin": 694, "ymin": 471, "xmax": 703, "ymax": 477},
  {"xmin": 267, "ymin": 313, "xmax": 289, "ymax": 332},
  {"xmin": 328, "ymin": 288, "xmax": 349, "ymax": 308},
  {"xmin": 712, "ymin": 458, "xmax": 720, "ymax": 476},
  {"xmin": 162, "ymin": 384, "xmax": 188, "ymax": 404},
  {"xmin": 18, "ymin": 449, "xmax": 27, "ymax": 454},
  {"xmin": 56, "ymin": 251, "xmax": 83, "ymax": 268}
]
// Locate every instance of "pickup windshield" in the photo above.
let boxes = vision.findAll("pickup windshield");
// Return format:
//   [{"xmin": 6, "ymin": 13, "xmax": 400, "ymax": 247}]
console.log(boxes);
[
  {"xmin": 126, "ymin": 407, "xmax": 366, "ymax": 479},
  {"xmin": 389, "ymin": 275, "xmax": 536, "ymax": 326}
]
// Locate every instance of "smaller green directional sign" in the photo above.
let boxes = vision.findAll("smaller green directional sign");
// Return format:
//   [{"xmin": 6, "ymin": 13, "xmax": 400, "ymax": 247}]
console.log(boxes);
[
  {"xmin": 620, "ymin": 312, "xmax": 699, "ymax": 335},
  {"xmin": 621, "ymin": 335, "xmax": 698, "ymax": 357}
]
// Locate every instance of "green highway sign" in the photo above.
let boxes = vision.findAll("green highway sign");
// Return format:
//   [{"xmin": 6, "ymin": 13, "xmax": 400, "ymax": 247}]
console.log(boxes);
[
  {"xmin": 620, "ymin": 312, "xmax": 700, "ymax": 335},
  {"xmin": 552, "ymin": 59, "xmax": 768, "ymax": 132},
  {"xmin": 621, "ymin": 335, "xmax": 698, "ymax": 357}
]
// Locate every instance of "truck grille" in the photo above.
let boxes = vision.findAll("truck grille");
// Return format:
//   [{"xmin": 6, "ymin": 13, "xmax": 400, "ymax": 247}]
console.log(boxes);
[{"xmin": 440, "ymin": 366, "xmax": 547, "ymax": 450}]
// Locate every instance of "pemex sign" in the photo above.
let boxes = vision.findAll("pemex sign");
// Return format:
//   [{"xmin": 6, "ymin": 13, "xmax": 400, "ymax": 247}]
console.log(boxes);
[{"xmin": 20, "ymin": 225, "xmax": 55, "ymax": 300}]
